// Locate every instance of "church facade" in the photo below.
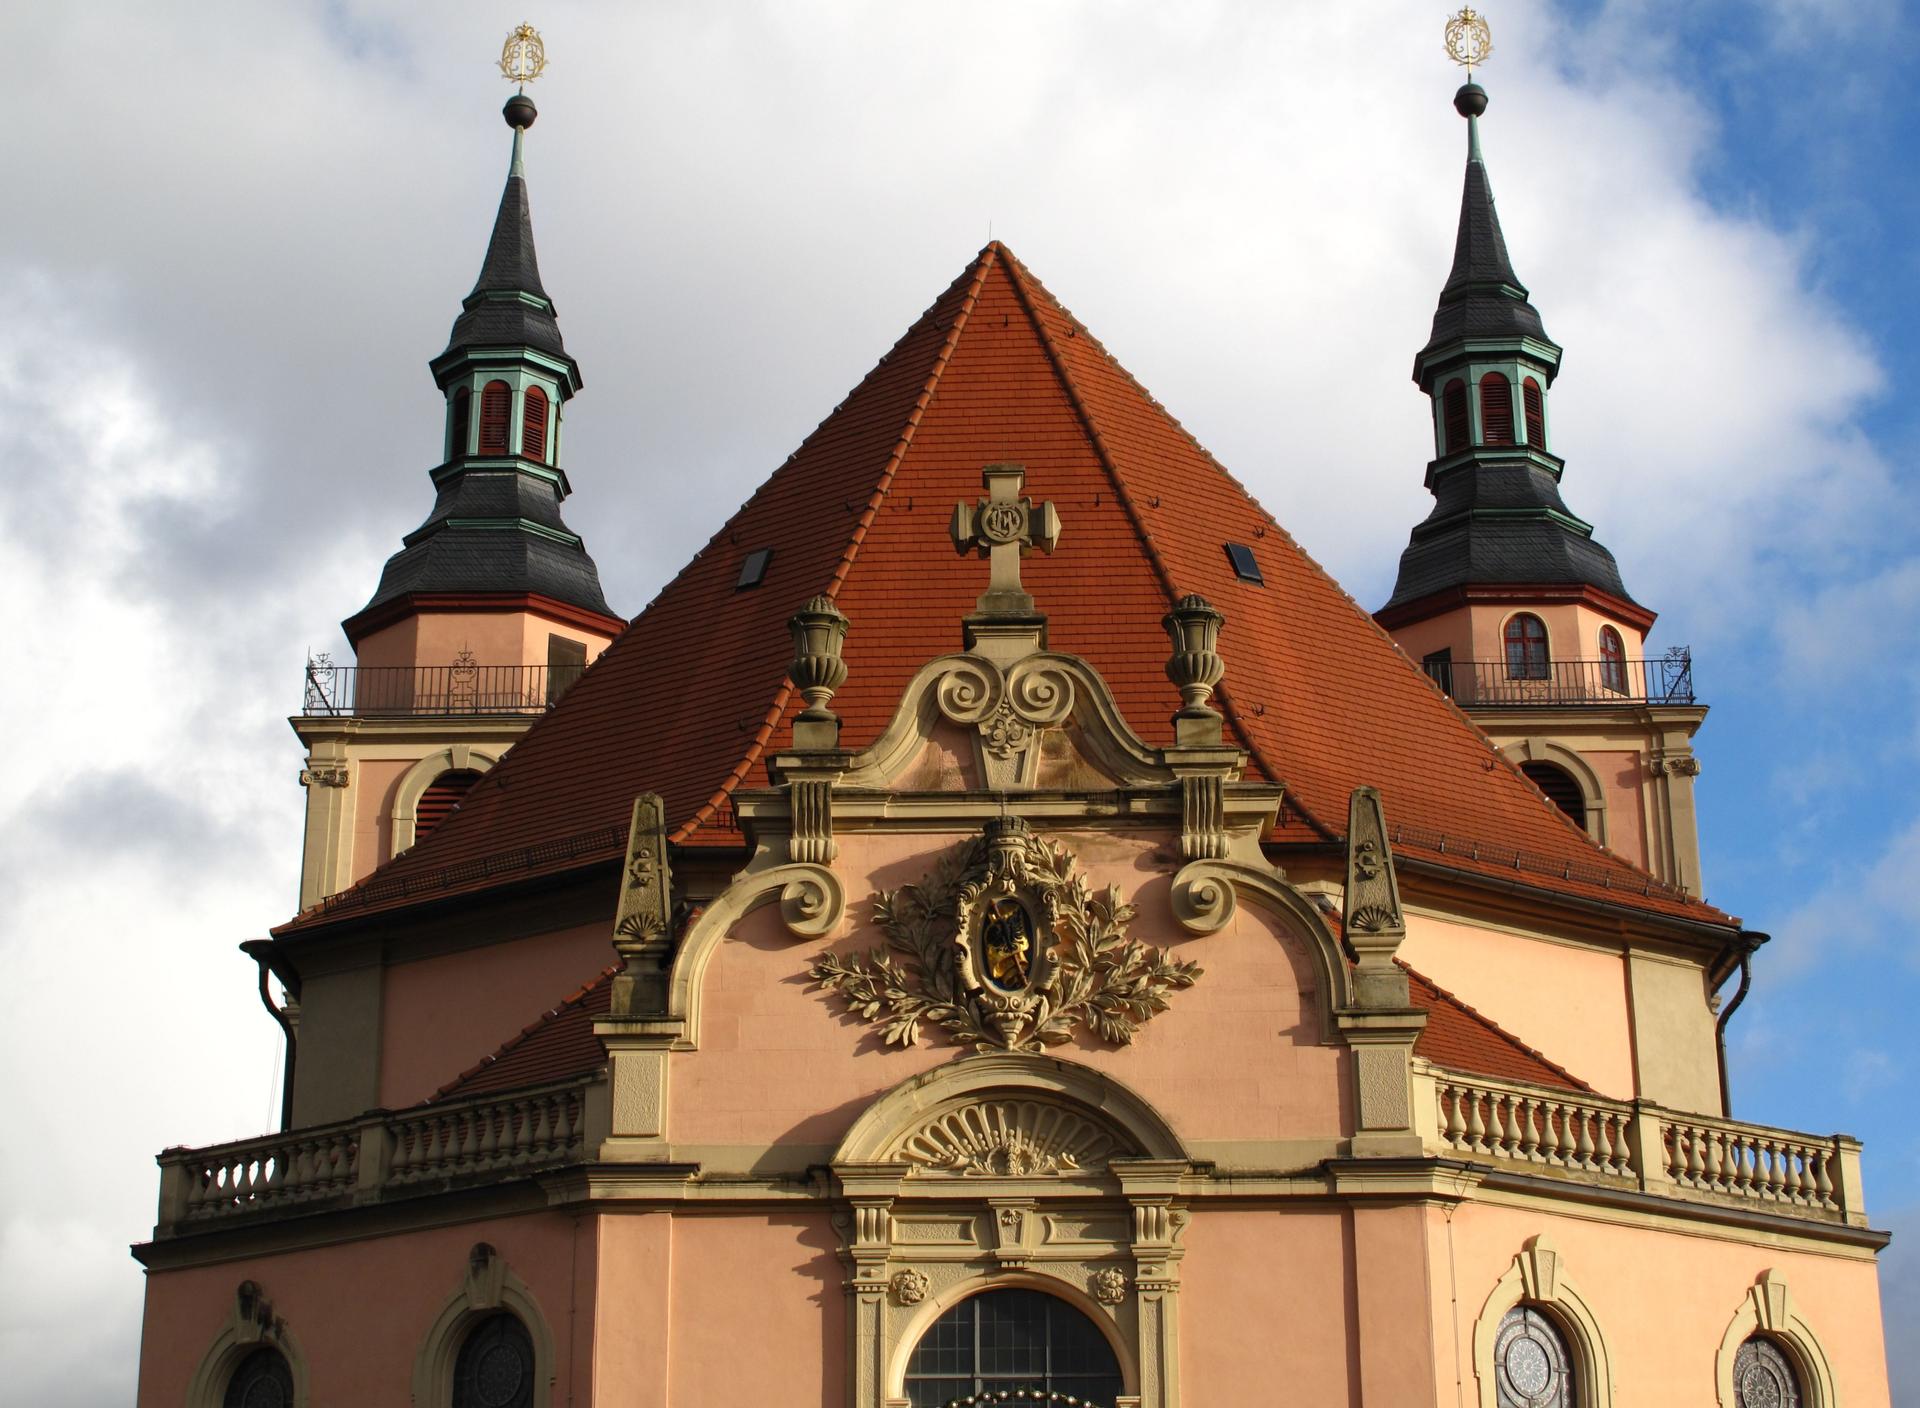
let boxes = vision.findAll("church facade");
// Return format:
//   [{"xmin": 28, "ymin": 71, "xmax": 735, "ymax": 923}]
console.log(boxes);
[{"xmin": 133, "ymin": 74, "xmax": 1891, "ymax": 1408}]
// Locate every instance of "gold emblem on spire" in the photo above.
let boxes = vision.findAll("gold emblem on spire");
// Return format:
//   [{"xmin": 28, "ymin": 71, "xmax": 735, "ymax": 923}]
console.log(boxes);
[
  {"xmin": 499, "ymin": 23, "xmax": 547, "ymax": 88},
  {"xmin": 1444, "ymin": 7, "xmax": 1494, "ymax": 73}
]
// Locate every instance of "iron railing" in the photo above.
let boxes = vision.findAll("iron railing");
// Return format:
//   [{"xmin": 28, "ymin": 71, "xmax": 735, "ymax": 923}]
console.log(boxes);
[
  {"xmin": 301, "ymin": 660, "xmax": 583, "ymax": 716},
  {"xmin": 1423, "ymin": 647, "xmax": 1694, "ymax": 708}
]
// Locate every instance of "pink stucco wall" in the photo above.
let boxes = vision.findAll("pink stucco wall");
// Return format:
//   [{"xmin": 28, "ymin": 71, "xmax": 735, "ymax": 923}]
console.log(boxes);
[
  {"xmin": 672, "ymin": 828, "xmax": 1346, "ymax": 1153},
  {"xmin": 136, "ymin": 1211, "xmax": 592, "ymax": 1407},
  {"xmin": 1396, "ymin": 912, "xmax": 1635, "ymax": 1098},
  {"xmin": 355, "ymin": 609, "xmax": 614, "ymax": 672},
  {"xmin": 379, "ymin": 919, "xmax": 612, "ymax": 1108}
]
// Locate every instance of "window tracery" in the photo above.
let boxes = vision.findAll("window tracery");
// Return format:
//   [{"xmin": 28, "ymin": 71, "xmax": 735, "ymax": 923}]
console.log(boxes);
[
  {"xmin": 1494, "ymin": 1305, "xmax": 1575, "ymax": 1408},
  {"xmin": 222, "ymin": 1347, "xmax": 295, "ymax": 1408},
  {"xmin": 452, "ymin": 1312, "xmax": 536, "ymax": 1408},
  {"xmin": 1733, "ymin": 1337, "xmax": 1802, "ymax": 1408},
  {"xmin": 903, "ymin": 1289, "xmax": 1123, "ymax": 1408}
]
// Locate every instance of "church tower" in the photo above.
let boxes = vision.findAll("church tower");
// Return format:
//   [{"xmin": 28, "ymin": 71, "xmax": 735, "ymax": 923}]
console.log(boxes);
[
  {"xmin": 1375, "ymin": 79, "xmax": 1707, "ymax": 893},
  {"xmin": 293, "ymin": 91, "xmax": 624, "ymax": 908}
]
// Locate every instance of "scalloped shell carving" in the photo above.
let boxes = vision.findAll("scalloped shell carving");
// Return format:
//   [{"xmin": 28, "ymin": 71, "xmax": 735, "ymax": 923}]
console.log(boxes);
[{"xmin": 892, "ymin": 1099, "xmax": 1129, "ymax": 1176}]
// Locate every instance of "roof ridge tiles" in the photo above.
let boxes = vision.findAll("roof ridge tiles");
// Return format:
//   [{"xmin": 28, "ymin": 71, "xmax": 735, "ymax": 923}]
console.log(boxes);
[{"xmin": 675, "ymin": 243, "xmax": 999, "ymax": 845}]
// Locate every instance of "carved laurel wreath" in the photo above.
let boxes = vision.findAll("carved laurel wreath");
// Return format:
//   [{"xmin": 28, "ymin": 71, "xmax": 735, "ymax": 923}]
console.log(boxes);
[{"xmin": 810, "ymin": 828, "xmax": 1201, "ymax": 1052}]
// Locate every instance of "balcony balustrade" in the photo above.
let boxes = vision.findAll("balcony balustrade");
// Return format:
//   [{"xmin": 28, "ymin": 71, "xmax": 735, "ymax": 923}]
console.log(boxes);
[
  {"xmin": 1422, "ymin": 647, "xmax": 1695, "ymax": 708},
  {"xmin": 301, "ymin": 659, "xmax": 584, "ymax": 716}
]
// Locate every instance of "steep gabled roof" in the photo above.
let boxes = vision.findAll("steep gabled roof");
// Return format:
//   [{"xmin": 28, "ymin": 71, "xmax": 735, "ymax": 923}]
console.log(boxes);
[
  {"xmin": 285, "ymin": 241, "xmax": 1721, "ymax": 935},
  {"xmin": 428, "ymin": 958, "xmax": 1588, "ymax": 1103}
]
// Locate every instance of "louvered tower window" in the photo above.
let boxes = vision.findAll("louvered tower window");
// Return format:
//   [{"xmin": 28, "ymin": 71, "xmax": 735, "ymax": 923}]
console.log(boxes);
[
  {"xmin": 1599, "ymin": 626, "xmax": 1627, "ymax": 694},
  {"xmin": 1521, "ymin": 762, "xmax": 1586, "ymax": 829},
  {"xmin": 450, "ymin": 386, "xmax": 471, "ymax": 461},
  {"xmin": 416, "ymin": 769, "xmax": 483, "ymax": 842},
  {"xmin": 522, "ymin": 385, "xmax": 549, "ymax": 463},
  {"xmin": 1479, "ymin": 372, "xmax": 1515, "ymax": 444},
  {"xmin": 1442, "ymin": 379, "xmax": 1470, "ymax": 453},
  {"xmin": 479, "ymin": 380, "xmax": 512, "ymax": 454},
  {"xmin": 1503, "ymin": 613, "xmax": 1549, "ymax": 679},
  {"xmin": 1523, "ymin": 376, "xmax": 1546, "ymax": 447}
]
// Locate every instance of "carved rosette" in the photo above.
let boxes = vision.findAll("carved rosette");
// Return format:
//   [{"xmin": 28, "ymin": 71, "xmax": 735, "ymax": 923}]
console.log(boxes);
[
  {"xmin": 810, "ymin": 819, "xmax": 1201, "ymax": 1052},
  {"xmin": 1091, "ymin": 1267, "xmax": 1129, "ymax": 1305},
  {"xmin": 888, "ymin": 1268, "xmax": 930, "ymax": 1305}
]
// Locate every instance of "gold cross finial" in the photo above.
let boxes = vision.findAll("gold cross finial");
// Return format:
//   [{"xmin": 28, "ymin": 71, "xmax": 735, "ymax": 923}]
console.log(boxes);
[
  {"xmin": 1444, "ymin": 8, "xmax": 1493, "ymax": 75},
  {"xmin": 500, "ymin": 23, "xmax": 547, "ymax": 90},
  {"xmin": 951, "ymin": 463, "xmax": 1061, "ymax": 623}
]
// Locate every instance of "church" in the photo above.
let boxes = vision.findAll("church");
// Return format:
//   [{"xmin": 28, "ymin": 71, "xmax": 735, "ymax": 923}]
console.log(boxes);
[{"xmin": 132, "ymin": 26, "xmax": 1893, "ymax": 1407}]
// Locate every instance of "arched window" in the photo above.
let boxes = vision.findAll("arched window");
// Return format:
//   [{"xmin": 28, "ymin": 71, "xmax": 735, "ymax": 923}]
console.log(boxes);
[
  {"xmin": 1522, "ymin": 761, "xmax": 1586, "ymax": 829},
  {"xmin": 478, "ymin": 380, "xmax": 512, "ymax": 455},
  {"xmin": 1494, "ymin": 1304, "xmax": 1576, "ymax": 1408},
  {"xmin": 1504, "ymin": 613, "xmax": 1549, "ymax": 680},
  {"xmin": 416, "ymin": 769, "xmax": 482, "ymax": 842},
  {"xmin": 522, "ymin": 385, "xmax": 549, "ymax": 463},
  {"xmin": 223, "ymin": 1347, "xmax": 295, "ymax": 1408},
  {"xmin": 1480, "ymin": 372, "xmax": 1515, "ymax": 444},
  {"xmin": 1523, "ymin": 376, "xmax": 1546, "ymax": 447},
  {"xmin": 452, "ymin": 1312, "xmax": 535, "ymax": 1408},
  {"xmin": 1442, "ymin": 379, "xmax": 1470, "ymax": 454},
  {"xmin": 1598, "ymin": 626, "xmax": 1627, "ymax": 694},
  {"xmin": 450, "ymin": 386, "xmax": 472, "ymax": 461},
  {"xmin": 1733, "ymin": 1337, "xmax": 1802, "ymax": 1407},
  {"xmin": 903, "ymin": 1289, "xmax": 1123, "ymax": 1408}
]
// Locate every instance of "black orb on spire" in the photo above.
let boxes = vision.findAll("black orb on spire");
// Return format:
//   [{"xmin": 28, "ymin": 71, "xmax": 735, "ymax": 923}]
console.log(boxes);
[
  {"xmin": 503, "ymin": 93, "xmax": 538, "ymax": 130},
  {"xmin": 1453, "ymin": 82, "xmax": 1488, "ymax": 118}
]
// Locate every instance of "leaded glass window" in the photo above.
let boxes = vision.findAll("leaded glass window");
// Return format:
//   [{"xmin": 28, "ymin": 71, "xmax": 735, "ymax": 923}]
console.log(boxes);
[
  {"xmin": 452, "ymin": 1312, "xmax": 535, "ymax": 1408},
  {"xmin": 1494, "ymin": 1305, "xmax": 1575, "ymax": 1408},
  {"xmin": 904, "ymin": 1288, "xmax": 1123, "ymax": 1408},
  {"xmin": 222, "ymin": 1347, "xmax": 293, "ymax": 1408},
  {"xmin": 1734, "ymin": 1336, "xmax": 1802, "ymax": 1408}
]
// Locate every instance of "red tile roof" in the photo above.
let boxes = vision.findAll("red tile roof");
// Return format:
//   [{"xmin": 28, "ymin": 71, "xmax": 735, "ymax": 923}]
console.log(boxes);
[
  {"xmin": 285, "ymin": 242, "xmax": 1724, "ymax": 935},
  {"xmin": 429, "ymin": 959, "xmax": 1586, "ymax": 1103}
]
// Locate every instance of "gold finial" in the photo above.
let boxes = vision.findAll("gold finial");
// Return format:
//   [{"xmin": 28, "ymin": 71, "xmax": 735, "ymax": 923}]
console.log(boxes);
[
  {"xmin": 1444, "ymin": 7, "xmax": 1493, "ymax": 74},
  {"xmin": 499, "ymin": 23, "xmax": 547, "ymax": 89}
]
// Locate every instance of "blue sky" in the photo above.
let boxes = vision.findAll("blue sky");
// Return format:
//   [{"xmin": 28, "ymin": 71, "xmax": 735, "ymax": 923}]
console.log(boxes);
[{"xmin": 0, "ymin": 1, "xmax": 1913, "ymax": 1399}]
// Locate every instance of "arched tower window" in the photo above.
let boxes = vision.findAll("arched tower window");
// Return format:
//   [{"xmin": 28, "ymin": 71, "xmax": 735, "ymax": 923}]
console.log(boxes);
[
  {"xmin": 903, "ymin": 1288, "xmax": 1123, "ymax": 1407},
  {"xmin": 416, "ymin": 769, "xmax": 483, "ymax": 842},
  {"xmin": 1598, "ymin": 625, "xmax": 1627, "ymax": 694},
  {"xmin": 1522, "ymin": 761, "xmax": 1586, "ymax": 829},
  {"xmin": 452, "ymin": 1312, "xmax": 535, "ymax": 1408},
  {"xmin": 478, "ymin": 380, "xmax": 512, "ymax": 455},
  {"xmin": 223, "ymin": 1346, "xmax": 295, "ymax": 1408},
  {"xmin": 1523, "ymin": 376, "xmax": 1546, "ymax": 447},
  {"xmin": 1504, "ymin": 612, "xmax": 1549, "ymax": 680},
  {"xmin": 1442, "ymin": 379, "xmax": 1470, "ymax": 454},
  {"xmin": 1480, "ymin": 372, "xmax": 1515, "ymax": 444},
  {"xmin": 522, "ymin": 385, "xmax": 549, "ymax": 463},
  {"xmin": 1733, "ymin": 1336, "xmax": 1803, "ymax": 1407},
  {"xmin": 449, "ymin": 387, "xmax": 472, "ymax": 462},
  {"xmin": 1494, "ymin": 1304, "xmax": 1576, "ymax": 1407}
]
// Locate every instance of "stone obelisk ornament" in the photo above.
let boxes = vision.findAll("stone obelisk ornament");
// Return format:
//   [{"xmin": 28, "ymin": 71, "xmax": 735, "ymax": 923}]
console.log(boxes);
[
  {"xmin": 1344, "ymin": 787, "xmax": 1412, "ymax": 1009},
  {"xmin": 609, "ymin": 793, "xmax": 674, "ymax": 1016},
  {"xmin": 812, "ymin": 817, "xmax": 1201, "ymax": 1051}
]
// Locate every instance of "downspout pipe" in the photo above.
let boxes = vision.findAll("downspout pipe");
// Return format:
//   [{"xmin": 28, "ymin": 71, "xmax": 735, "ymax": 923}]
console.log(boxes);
[
  {"xmin": 241, "ymin": 939, "xmax": 299, "ymax": 1132},
  {"xmin": 1712, "ymin": 930, "xmax": 1766, "ymax": 1118}
]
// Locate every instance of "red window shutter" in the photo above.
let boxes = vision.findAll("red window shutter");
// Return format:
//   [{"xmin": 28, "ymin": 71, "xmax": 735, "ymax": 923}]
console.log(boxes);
[
  {"xmin": 479, "ymin": 381, "xmax": 512, "ymax": 454},
  {"xmin": 1479, "ymin": 373, "xmax": 1514, "ymax": 444},
  {"xmin": 415, "ymin": 769, "xmax": 482, "ymax": 842},
  {"xmin": 523, "ymin": 386, "xmax": 549, "ymax": 463},
  {"xmin": 450, "ymin": 387, "xmax": 471, "ymax": 460},
  {"xmin": 1442, "ymin": 381, "xmax": 1469, "ymax": 453},
  {"xmin": 1523, "ymin": 377, "xmax": 1546, "ymax": 447}
]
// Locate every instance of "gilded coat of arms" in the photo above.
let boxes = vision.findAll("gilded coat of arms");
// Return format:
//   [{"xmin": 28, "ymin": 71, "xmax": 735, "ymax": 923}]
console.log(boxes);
[{"xmin": 811, "ymin": 817, "xmax": 1201, "ymax": 1051}]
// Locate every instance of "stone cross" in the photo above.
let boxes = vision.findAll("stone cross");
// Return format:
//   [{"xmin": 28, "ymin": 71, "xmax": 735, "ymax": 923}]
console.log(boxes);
[{"xmin": 950, "ymin": 463, "xmax": 1061, "ymax": 619}]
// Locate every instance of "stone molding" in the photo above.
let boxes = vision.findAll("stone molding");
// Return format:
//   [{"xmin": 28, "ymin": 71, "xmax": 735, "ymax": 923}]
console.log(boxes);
[
  {"xmin": 1500, "ymin": 737, "xmax": 1609, "ymax": 848},
  {"xmin": 388, "ymin": 743, "xmax": 501, "ymax": 856},
  {"xmin": 1712, "ymin": 1270, "xmax": 1838, "ymax": 1408},
  {"xmin": 1169, "ymin": 858, "xmax": 1353, "ymax": 1021},
  {"xmin": 185, "ymin": 1280, "xmax": 310, "ymax": 1408},
  {"xmin": 411, "ymin": 1243, "xmax": 558, "ymax": 1408},
  {"xmin": 1471, "ymin": 1235, "xmax": 1615, "ymax": 1408}
]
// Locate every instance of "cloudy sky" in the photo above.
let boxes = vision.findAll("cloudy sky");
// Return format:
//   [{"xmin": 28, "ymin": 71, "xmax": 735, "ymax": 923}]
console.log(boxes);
[{"xmin": 2, "ymin": 0, "xmax": 1915, "ymax": 1400}]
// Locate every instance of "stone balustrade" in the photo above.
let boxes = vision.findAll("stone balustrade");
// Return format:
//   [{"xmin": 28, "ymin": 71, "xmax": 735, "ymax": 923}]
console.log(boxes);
[
  {"xmin": 154, "ymin": 1076, "xmax": 600, "ymax": 1237},
  {"xmin": 1419, "ymin": 1068, "xmax": 1865, "ymax": 1227}
]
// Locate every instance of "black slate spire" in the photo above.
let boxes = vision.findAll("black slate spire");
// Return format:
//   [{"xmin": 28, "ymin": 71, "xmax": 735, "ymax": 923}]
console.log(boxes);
[
  {"xmin": 1383, "ymin": 83, "xmax": 1636, "ymax": 616},
  {"xmin": 349, "ymin": 95, "xmax": 616, "ymax": 637}
]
